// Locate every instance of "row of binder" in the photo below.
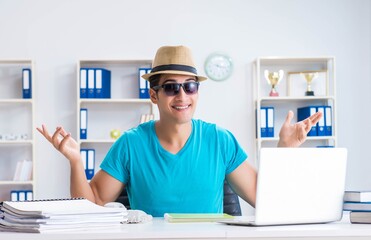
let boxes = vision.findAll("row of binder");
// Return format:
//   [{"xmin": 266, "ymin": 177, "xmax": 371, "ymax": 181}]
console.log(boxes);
[
  {"xmin": 259, "ymin": 107, "xmax": 275, "ymax": 138},
  {"xmin": 297, "ymin": 105, "xmax": 332, "ymax": 136},
  {"xmin": 22, "ymin": 68, "xmax": 32, "ymax": 99},
  {"xmin": 138, "ymin": 68, "xmax": 151, "ymax": 99},
  {"xmin": 80, "ymin": 149, "xmax": 95, "ymax": 180},
  {"xmin": 10, "ymin": 190, "xmax": 33, "ymax": 201},
  {"xmin": 80, "ymin": 68, "xmax": 111, "ymax": 98}
]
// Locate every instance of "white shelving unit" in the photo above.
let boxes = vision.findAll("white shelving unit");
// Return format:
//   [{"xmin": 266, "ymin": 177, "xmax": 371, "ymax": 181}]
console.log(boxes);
[
  {"xmin": 0, "ymin": 60, "xmax": 36, "ymax": 201},
  {"xmin": 76, "ymin": 60, "xmax": 155, "ymax": 176},
  {"xmin": 253, "ymin": 57, "xmax": 336, "ymax": 166}
]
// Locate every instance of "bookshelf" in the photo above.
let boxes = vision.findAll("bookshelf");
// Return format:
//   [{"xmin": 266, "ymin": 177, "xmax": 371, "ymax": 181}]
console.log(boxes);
[
  {"xmin": 0, "ymin": 60, "xmax": 36, "ymax": 201},
  {"xmin": 253, "ymin": 57, "xmax": 337, "ymax": 166},
  {"xmin": 76, "ymin": 60, "xmax": 156, "ymax": 178}
]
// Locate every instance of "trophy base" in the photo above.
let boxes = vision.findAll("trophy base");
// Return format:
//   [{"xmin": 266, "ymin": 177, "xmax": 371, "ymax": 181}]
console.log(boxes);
[
  {"xmin": 269, "ymin": 92, "xmax": 279, "ymax": 97},
  {"xmin": 305, "ymin": 91, "xmax": 314, "ymax": 96}
]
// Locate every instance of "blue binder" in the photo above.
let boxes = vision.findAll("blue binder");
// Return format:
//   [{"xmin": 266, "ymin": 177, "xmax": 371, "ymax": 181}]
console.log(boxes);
[
  {"xmin": 266, "ymin": 107, "xmax": 274, "ymax": 137},
  {"xmin": 25, "ymin": 190, "xmax": 33, "ymax": 200},
  {"xmin": 87, "ymin": 68, "xmax": 95, "ymax": 98},
  {"xmin": 22, "ymin": 68, "xmax": 32, "ymax": 99},
  {"xmin": 95, "ymin": 68, "xmax": 111, "ymax": 98},
  {"xmin": 138, "ymin": 68, "xmax": 151, "ymax": 99},
  {"xmin": 297, "ymin": 106, "xmax": 317, "ymax": 136},
  {"xmin": 324, "ymin": 106, "xmax": 333, "ymax": 136},
  {"xmin": 260, "ymin": 107, "xmax": 267, "ymax": 137},
  {"xmin": 86, "ymin": 149, "xmax": 95, "ymax": 180},
  {"xmin": 80, "ymin": 68, "xmax": 88, "ymax": 98},
  {"xmin": 316, "ymin": 106, "xmax": 325, "ymax": 136},
  {"xmin": 80, "ymin": 108, "xmax": 87, "ymax": 139},
  {"xmin": 10, "ymin": 190, "xmax": 18, "ymax": 201}
]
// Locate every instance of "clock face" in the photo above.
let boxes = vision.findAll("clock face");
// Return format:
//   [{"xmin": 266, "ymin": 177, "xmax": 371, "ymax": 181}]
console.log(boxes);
[{"xmin": 204, "ymin": 53, "xmax": 233, "ymax": 81}]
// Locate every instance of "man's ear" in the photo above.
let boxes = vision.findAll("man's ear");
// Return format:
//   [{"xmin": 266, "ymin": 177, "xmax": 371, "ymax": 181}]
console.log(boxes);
[{"xmin": 149, "ymin": 88, "xmax": 158, "ymax": 104}]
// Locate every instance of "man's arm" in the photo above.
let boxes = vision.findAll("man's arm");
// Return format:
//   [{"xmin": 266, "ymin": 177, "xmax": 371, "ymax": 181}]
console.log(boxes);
[
  {"xmin": 226, "ymin": 160, "xmax": 257, "ymax": 207},
  {"xmin": 37, "ymin": 124, "xmax": 124, "ymax": 205}
]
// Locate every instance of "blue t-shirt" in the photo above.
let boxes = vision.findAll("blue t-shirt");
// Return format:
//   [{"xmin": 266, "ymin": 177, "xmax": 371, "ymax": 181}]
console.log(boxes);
[{"xmin": 100, "ymin": 119, "xmax": 247, "ymax": 217}]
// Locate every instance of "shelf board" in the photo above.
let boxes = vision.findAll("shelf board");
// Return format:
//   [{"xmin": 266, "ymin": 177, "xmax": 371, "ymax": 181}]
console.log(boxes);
[
  {"xmin": 0, "ymin": 181, "xmax": 34, "ymax": 185},
  {"xmin": 258, "ymin": 136, "xmax": 336, "ymax": 142},
  {"xmin": 0, "ymin": 99, "xmax": 33, "ymax": 104},
  {"xmin": 79, "ymin": 139, "xmax": 116, "ymax": 144},
  {"xmin": 259, "ymin": 96, "xmax": 335, "ymax": 102},
  {"xmin": 79, "ymin": 99, "xmax": 152, "ymax": 104},
  {"xmin": 0, "ymin": 140, "xmax": 33, "ymax": 145}
]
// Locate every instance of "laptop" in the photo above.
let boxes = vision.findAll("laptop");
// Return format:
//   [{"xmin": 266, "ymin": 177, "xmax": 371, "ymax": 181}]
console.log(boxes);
[{"xmin": 220, "ymin": 147, "xmax": 348, "ymax": 226}]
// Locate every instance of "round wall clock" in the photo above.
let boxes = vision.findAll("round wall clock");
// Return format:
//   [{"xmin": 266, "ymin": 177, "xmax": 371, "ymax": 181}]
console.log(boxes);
[{"xmin": 204, "ymin": 52, "xmax": 233, "ymax": 81}]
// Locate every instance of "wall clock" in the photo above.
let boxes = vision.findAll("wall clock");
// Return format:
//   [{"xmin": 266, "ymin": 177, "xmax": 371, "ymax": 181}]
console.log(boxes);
[{"xmin": 204, "ymin": 52, "xmax": 233, "ymax": 81}]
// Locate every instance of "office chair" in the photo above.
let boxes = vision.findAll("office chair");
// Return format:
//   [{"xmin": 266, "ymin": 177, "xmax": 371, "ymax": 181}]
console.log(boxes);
[{"xmin": 116, "ymin": 180, "xmax": 242, "ymax": 216}]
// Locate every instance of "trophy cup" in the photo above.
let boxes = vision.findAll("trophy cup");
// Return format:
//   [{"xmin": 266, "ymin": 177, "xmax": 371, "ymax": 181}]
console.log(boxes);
[
  {"xmin": 301, "ymin": 72, "xmax": 318, "ymax": 96},
  {"xmin": 264, "ymin": 70, "xmax": 284, "ymax": 97}
]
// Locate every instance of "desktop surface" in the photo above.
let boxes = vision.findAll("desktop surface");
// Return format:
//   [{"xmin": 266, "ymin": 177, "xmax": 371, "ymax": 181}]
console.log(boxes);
[{"xmin": 1, "ymin": 213, "xmax": 371, "ymax": 240}]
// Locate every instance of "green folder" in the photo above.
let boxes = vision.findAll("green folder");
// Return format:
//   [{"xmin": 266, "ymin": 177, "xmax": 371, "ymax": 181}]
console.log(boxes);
[{"xmin": 164, "ymin": 213, "xmax": 234, "ymax": 223}]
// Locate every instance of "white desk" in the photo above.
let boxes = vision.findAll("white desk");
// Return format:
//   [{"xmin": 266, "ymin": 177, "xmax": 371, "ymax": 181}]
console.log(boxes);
[{"xmin": 1, "ymin": 213, "xmax": 371, "ymax": 240}]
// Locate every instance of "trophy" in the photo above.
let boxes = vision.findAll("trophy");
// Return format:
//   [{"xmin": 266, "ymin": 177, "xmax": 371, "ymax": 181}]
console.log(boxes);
[
  {"xmin": 301, "ymin": 72, "xmax": 318, "ymax": 96},
  {"xmin": 264, "ymin": 70, "xmax": 284, "ymax": 97}
]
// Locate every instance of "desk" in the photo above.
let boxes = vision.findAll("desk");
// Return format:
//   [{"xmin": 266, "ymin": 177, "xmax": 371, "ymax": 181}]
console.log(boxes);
[{"xmin": 1, "ymin": 213, "xmax": 371, "ymax": 240}]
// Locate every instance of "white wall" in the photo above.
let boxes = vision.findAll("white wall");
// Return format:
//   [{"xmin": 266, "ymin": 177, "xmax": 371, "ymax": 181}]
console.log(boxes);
[{"xmin": 0, "ymin": 0, "xmax": 370, "ymax": 215}]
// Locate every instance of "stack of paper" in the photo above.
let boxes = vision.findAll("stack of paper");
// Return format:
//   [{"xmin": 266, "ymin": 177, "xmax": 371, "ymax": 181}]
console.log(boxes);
[{"xmin": 0, "ymin": 198, "xmax": 127, "ymax": 233}]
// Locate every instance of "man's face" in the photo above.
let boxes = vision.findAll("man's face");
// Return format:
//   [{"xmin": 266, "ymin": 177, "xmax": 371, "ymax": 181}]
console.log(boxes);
[{"xmin": 150, "ymin": 74, "xmax": 199, "ymax": 125}]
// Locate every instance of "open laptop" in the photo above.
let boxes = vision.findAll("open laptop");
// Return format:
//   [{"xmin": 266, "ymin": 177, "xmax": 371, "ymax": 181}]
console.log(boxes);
[{"xmin": 220, "ymin": 147, "xmax": 347, "ymax": 226}]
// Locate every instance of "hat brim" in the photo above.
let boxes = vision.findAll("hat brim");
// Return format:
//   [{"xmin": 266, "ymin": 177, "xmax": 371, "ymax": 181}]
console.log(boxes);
[{"xmin": 142, "ymin": 70, "xmax": 207, "ymax": 82}]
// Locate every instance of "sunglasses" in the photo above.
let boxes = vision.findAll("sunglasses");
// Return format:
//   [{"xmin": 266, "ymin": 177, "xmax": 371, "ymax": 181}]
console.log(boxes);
[{"xmin": 152, "ymin": 82, "xmax": 200, "ymax": 96}]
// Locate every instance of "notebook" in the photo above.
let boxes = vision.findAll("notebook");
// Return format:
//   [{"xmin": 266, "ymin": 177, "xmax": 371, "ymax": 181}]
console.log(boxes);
[{"xmin": 219, "ymin": 147, "xmax": 348, "ymax": 226}]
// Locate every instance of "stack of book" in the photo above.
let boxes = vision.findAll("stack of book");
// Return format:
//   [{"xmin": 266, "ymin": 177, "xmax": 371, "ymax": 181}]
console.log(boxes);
[
  {"xmin": 343, "ymin": 190, "xmax": 371, "ymax": 224},
  {"xmin": 0, "ymin": 198, "xmax": 127, "ymax": 233}
]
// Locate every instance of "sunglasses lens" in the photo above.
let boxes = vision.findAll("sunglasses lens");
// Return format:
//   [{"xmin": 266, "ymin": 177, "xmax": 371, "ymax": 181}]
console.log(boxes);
[
  {"xmin": 163, "ymin": 84, "xmax": 180, "ymax": 96},
  {"xmin": 184, "ymin": 82, "xmax": 199, "ymax": 94}
]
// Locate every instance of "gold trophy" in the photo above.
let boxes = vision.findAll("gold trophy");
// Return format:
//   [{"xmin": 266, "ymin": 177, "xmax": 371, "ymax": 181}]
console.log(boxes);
[
  {"xmin": 301, "ymin": 72, "xmax": 318, "ymax": 96},
  {"xmin": 264, "ymin": 70, "xmax": 284, "ymax": 97}
]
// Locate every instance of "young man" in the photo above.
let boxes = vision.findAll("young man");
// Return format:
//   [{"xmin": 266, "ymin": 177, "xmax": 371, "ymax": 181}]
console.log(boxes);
[{"xmin": 37, "ymin": 46, "xmax": 322, "ymax": 217}]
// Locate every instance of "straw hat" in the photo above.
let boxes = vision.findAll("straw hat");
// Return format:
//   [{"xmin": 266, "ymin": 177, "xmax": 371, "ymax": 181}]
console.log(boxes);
[{"xmin": 142, "ymin": 45, "xmax": 207, "ymax": 81}]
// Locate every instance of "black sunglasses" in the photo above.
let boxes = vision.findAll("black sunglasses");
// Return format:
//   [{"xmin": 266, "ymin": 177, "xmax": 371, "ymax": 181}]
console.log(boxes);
[{"xmin": 152, "ymin": 82, "xmax": 200, "ymax": 96}]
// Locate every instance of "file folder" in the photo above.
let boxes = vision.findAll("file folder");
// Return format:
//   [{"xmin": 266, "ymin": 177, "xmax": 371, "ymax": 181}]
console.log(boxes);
[
  {"xmin": 25, "ymin": 190, "xmax": 33, "ymax": 201},
  {"xmin": 325, "ymin": 106, "xmax": 332, "ymax": 136},
  {"xmin": 80, "ymin": 108, "xmax": 87, "ymax": 139},
  {"xmin": 138, "ymin": 68, "xmax": 151, "ymax": 99},
  {"xmin": 80, "ymin": 68, "xmax": 88, "ymax": 98},
  {"xmin": 266, "ymin": 107, "xmax": 274, "ymax": 137},
  {"xmin": 80, "ymin": 149, "xmax": 87, "ymax": 177},
  {"xmin": 18, "ymin": 191, "xmax": 26, "ymax": 201},
  {"xmin": 87, "ymin": 69, "xmax": 95, "ymax": 98},
  {"xmin": 10, "ymin": 191, "xmax": 18, "ymax": 201},
  {"xmin": 260, "ymin": 107, "xmax": 267, "ymax": 137},
  {"xmin": 95, "ymin": 68, "xmax": 111, "ymax": 98},
  {"xmin": 297, "ymin": 106, "xmax": 317, "ymax": 136},
  {"xmin": 316, "ymin": 106, "xmax": 325, "ymax": 136},
  {"xmin": 87, "ymin": 149, "xmax": 95, "ymax": 180},
  {"xmin": 22, "ymin": 68, "xmax": 32, "ymax": 99}
]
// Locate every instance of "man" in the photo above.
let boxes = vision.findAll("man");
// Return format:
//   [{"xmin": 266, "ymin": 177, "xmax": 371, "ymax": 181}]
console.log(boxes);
[{"xmin": 37, "ymin": 46, "xmax": 321, "ymax": 217}]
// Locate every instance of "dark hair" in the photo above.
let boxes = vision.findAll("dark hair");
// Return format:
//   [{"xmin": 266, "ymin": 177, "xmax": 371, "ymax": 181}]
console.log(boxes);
[{"xmin": 149, "ymin": 74, "xmax": 161, "ymax": 89}]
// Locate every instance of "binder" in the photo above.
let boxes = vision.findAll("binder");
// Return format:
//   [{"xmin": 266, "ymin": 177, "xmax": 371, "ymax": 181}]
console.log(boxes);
[
  {"xmin": 138, "ymin": 68, "xmax": 151, "ymax": 99},
  {"xmin": 297, "ymin": 106, "xmax": 317, "ymax": 136},
  {"xmin": 87, "ymin": 68, "xmax": 95, "ymax": 98},
  {"xmin": 260, "ymin": 107, "xmax": 267, "ymax": 137},
  {"xmin": 80, "ymin": 68, "xmax": 88, "ymax": 98},
  {"xmin": 10, "ymin": 191, "xmax": 18, "ymax": 201},
  {"xmin": 22, "ymin": 68, "xmax": 32, "ymax": 99},
  {"xmin": 18, "ymin": 191, "xmax": 26, "ymax": 201},
  {"xmin": 26, "ymin": 190, "xmax": 33, "ymax": 201},
  {"xmin": 316, "ymin": 106, "xmax": 325, "ymax": 136},
  {"xmin": 266, "ymin": 107, "xmax": 274, "ymax": 137},
  {"xmin": 80, "ymin": 108, "xmax": 87, "ymax": 139},
  {"xmin": 95, "ymin": 68, "xmax": 111, "ymax": 98},
  {"xmin": 324, "ymin": 106, "xmax": 332, "ymax": 136},
  {"xmin": 86, "ymin": 149, "xmax": 95, "ymax": 180},
  {"xmin": 80, "ymin": 149, "xmax": 87, "ymax": 177}
]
